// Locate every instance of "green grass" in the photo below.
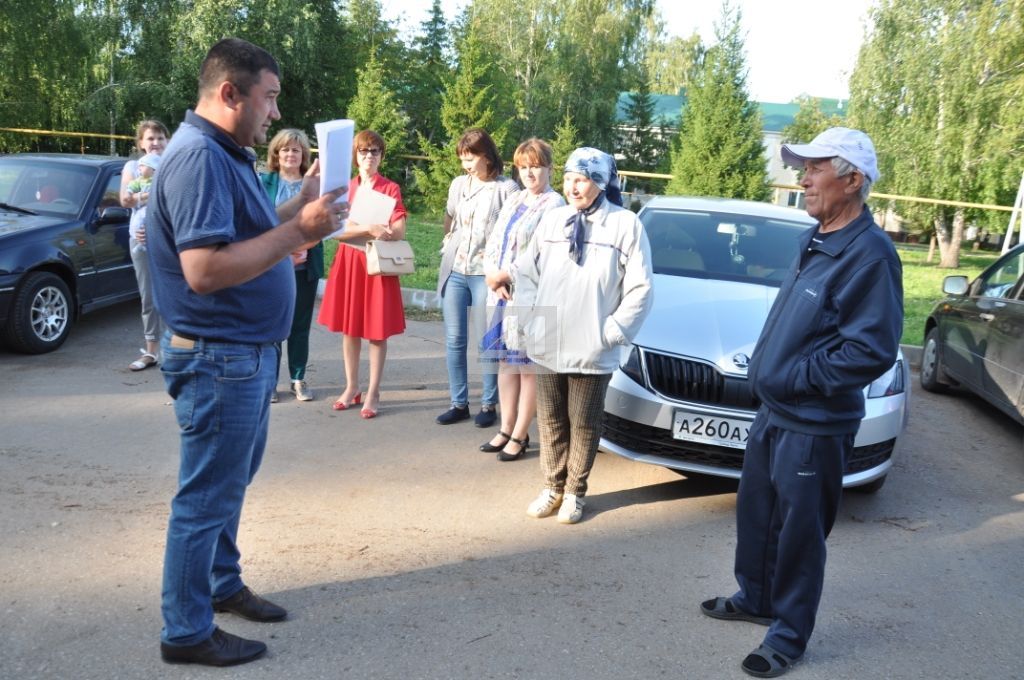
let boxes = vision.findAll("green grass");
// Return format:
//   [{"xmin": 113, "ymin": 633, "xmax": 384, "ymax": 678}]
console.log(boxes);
[
  {"xmin": 897, "ymin": 244, "xmax": 998, "ymax": 345},
  {"xmin": 322, "ymin": 214, "xmax": 1001, "ymax": 346}
]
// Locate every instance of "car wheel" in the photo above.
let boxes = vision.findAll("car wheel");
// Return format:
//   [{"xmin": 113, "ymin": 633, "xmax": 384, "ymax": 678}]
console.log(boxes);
[
  {"xmin": 920, "ymin": 327, "xmax": 949, "ymax": 393},
  {"xmin": 850, "ymin": 475, "xmax": 886, "ymax": 494},
  {"xmin": 2, "ymin": 272, "xmax": 74, "ymax": 354}
]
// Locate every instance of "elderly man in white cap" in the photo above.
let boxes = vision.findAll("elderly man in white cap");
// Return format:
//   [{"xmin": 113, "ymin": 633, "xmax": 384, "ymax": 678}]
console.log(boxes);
[{"xmin": 699, "ymin": 128, "xmax": 903, "ymax": 677}]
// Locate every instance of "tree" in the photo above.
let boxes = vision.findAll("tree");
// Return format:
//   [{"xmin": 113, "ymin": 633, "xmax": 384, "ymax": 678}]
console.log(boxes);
[
  {"xmin": 621, "ymin": 64, "xmax": 661, "ymax": 193},
  {"xmin": 465, "ymin": 0, "xmax": 655, "ymax": 149},
  {"xmin": 405, "ymin": 0, "xmax": 451, "ymax": 145},
  {"xmin": 550, "ymin": 113, "xmax": 580, "ymax": 192},
  {"xmin": 346, "ymin": 53, "xmax": 409, "ymax": 180},
  {"xmin": 413, "ymin": 24, "xmax": 504, "ymax": 216},
  {"xmin": 782, "ymin": 96, "xmax": 843, "ymax": 145},
  {"xmin": 849, "ymin": 0, "xmax": 1024, "ymax": 267},
  {"xmin": 666, "ymin": 1, "xmax": 769, "ymax": 200},
  {"xmin": 642, "ymin": 8, "xmax": 704, "ymax": 96}
]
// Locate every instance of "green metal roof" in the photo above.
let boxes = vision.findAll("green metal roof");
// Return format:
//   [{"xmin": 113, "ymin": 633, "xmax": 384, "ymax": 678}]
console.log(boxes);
[{"xmin": 615, "ymin": 92, "xmax": 848, "ymax": 132}]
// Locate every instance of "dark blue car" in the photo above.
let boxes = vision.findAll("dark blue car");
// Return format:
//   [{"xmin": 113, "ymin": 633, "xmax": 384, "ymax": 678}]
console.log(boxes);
[{"xmin": 0, "ymin": 154, "xmax": 136, "ymax": 353}]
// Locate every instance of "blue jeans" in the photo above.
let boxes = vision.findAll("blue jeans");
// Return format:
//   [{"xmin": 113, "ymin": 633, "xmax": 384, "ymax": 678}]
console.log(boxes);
[
  {"xmin": 158, "ymin": 335, "xmax": 278, "ymax": 646},
  {"xmin": 441, "ymin": 271, "xmax": 497, "ymax": 408}
]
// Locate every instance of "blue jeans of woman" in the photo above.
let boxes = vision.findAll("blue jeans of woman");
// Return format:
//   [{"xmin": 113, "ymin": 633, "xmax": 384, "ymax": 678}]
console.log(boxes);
[
  {"xmin": 158, "ymin": 335, "xmax": 278, "ymax": 646},
  {"xmin": 441, "ymin": 271, "xmax": 497, "ymax": 408}
]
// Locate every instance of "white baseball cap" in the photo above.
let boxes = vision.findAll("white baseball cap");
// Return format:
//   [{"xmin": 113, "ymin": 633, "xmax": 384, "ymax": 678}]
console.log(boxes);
[{"xmin": 781, "ymin": 127, "xmax": 880, "ymax": 183}]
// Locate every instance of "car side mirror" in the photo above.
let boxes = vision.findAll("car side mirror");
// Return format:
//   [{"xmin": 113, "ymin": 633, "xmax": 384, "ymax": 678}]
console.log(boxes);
[
  {"xmin": 942, "ymin": 275, "xmax": 969, "ymax": 296},
  {"xmin": 97, "ymin": 206, "xmax": 130, "ymax": 225}
]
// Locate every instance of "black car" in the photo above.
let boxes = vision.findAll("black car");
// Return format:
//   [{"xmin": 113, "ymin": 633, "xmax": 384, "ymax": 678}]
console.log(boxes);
[
  {"xmin": 921, "ymin": 243, "xmax": 1024, "ymax": 425},
  {"xmin": 0, "ymin": 153, "xmax": 136, "ymax": 353}
]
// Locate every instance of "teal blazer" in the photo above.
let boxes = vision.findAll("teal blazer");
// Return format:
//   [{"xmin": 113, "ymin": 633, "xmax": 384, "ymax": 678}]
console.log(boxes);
[{"xmin": 260, "ymin": 171, "xmax": 325, "ymax": 281}]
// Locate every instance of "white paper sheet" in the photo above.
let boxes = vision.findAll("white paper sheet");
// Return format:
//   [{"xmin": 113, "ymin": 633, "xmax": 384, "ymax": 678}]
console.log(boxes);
[
  {"xmin": 314, "ymin": 119, "xmax": 354, "ymax": 238},
  {"xmin": 349, "ymin": 187, "xmax": 397, "ymax": 227}
]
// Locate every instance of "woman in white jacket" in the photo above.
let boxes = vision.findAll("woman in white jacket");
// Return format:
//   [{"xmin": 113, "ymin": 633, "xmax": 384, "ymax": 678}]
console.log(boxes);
[{"xmin": 509, "ymin": 147, "xmax": 653, "ymax": 524}]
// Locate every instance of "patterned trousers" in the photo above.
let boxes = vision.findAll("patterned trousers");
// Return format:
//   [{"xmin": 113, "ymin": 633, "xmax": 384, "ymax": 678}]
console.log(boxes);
[{"xmin": 535, "ymin": 372, "xmax": 612, "ymax": 497}]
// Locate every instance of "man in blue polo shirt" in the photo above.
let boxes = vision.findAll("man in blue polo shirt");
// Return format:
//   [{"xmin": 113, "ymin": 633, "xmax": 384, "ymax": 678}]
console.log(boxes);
[{"xmin": 148, "ymin": 38, "xmax": 347, "ymax": 667}]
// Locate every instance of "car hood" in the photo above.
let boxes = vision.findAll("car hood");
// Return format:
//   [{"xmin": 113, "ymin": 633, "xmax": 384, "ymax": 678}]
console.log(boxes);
[
  {"xmin": 633, "ymin": 274, "xmax": 779, "ymax": 376},
  {"xmin": 0, "ymin": 211, "xmax": 68, "ymax": 238}
]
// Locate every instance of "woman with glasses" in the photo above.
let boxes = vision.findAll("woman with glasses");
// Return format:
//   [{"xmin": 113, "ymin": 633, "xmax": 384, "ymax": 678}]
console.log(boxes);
[
  {"xmin": 318, "ymin": 130, "xmax": 407, "ymax": 418},
  {"xmin": 436, "ymin": 128, "xmax": 519, "ymax": 428},
  {"xmin": 260, "ymin": 128, "xmax": 320, "ymax": 402}
]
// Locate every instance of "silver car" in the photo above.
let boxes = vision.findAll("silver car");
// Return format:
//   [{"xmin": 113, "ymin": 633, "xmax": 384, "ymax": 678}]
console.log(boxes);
[{"xmin": 600, "ymin": 196, "xmax": 910, "ymax": 493}]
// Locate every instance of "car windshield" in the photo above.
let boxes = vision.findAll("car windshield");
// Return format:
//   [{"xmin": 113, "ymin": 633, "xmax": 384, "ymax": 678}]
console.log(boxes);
[
  {"xmin": 640, "ymin": 208, "xmax": 811, "ymax": 286},
  {"xmin": 0, "ymin": 158, "xmax": 98, "ymax": 218}
]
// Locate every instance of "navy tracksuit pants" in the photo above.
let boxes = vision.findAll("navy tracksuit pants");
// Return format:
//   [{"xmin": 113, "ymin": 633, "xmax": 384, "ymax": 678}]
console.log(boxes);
[{"xmin": 730, "ymin": 408, "xmax": 853, "ymax": 659}]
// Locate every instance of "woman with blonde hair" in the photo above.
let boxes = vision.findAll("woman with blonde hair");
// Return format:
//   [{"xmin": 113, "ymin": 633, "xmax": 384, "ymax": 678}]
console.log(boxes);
[
  {"xmin": 318, "ymin": 129, "xmax": 407, "ymax": 418},
  {"xmin": 482, "ymin": 138, "xmax": 565, "ymax": 460},
  {"xmin": 260, "ymin": 128, "xmax": 321, "ymax": 402}
]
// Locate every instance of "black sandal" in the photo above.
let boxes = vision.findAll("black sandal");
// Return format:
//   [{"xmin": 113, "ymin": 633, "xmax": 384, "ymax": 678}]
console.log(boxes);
[
  {"xmin": 497, "ymin": 435, "xmax": 530, "ymax": 462},
  {"xmin": 479, "ymin": 431, "xmax": 511, "ymax": 452},
  {"xmin": 741, "ymin": 644, "xmax": 800, "ymax": 678}
]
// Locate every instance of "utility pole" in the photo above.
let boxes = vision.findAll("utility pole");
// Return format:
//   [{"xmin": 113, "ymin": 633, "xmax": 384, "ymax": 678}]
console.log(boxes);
[{"xmin": 1003, "ymin": 171, "xmax": 1023, "ymax": 254}]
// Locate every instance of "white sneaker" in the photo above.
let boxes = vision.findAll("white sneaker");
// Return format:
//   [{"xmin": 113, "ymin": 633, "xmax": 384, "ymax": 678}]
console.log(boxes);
[
  {"xmin": 526, "ymin": 489, "xmax": 563, "ymax": 518},
  {"xmin": 291, "ymin": 380, "xmax": 313, "ymax": 402},
  {"xmin": 557, "ymin": 493, "xmax": 584, "ymax": 524}
]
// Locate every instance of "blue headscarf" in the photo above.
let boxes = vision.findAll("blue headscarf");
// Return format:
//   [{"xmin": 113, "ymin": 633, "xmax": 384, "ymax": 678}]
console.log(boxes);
[{"xmin": 563, "ymin": 147, "xmax": 623, "ymax": 264}]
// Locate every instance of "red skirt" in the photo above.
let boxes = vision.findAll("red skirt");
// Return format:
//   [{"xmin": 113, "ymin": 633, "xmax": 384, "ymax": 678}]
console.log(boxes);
[{"xmin": 318, "ymin": 244, "xmax": 406, "ymax": 340}]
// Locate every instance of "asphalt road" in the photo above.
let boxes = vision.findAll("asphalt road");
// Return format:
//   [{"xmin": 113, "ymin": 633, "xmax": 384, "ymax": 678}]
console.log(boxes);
[{"xmin": 1, "ymin": 301, "xmax": 1022, "ymax": 680}]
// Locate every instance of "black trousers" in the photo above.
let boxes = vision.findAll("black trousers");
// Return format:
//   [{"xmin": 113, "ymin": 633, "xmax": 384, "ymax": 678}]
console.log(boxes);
[{"xmin": 731, "ymin": 408, "xmax": 852, "ymax": 659}]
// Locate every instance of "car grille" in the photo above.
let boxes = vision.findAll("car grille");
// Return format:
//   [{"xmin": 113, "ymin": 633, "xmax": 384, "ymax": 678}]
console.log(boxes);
[
  {"xmin": 602, "ymin": 412, "xmax": 896, "ymax": 476},
  {"xmin": 643, "ymin": 351, "xmax": 758, "ymax": 409}
]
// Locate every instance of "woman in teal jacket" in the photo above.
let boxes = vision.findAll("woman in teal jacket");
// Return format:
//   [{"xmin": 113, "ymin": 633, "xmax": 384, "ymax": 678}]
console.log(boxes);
[{"xmin": 261, "ymin": 128, "xmax": 323, "ymax": 402}]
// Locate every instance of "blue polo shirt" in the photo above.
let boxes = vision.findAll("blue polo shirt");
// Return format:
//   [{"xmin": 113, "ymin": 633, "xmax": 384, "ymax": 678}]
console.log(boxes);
[{"xmin": 148, "ymin": 111, "xmax": 295, "ymax": 343}]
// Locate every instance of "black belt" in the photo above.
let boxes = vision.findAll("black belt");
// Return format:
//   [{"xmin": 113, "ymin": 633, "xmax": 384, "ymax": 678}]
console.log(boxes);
[{"xmin": 169, "ymin": 330, "xmax": 246, "ymax": 348}]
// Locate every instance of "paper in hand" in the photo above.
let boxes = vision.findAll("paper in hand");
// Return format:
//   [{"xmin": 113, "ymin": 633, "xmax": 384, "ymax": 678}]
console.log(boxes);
[{"xmin": 314, "ymin": 119, "xmax": 354, "ymax": 238}]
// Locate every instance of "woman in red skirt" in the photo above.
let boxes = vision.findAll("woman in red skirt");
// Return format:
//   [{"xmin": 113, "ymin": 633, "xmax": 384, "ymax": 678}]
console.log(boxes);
[{"xmin": 318, "ymin": 129, "xmax": 407, "ymax": 418}]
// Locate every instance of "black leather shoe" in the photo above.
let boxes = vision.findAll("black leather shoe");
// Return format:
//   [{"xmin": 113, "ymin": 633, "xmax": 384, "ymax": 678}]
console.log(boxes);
[
  {"xmin": 160, "ymin": 627, "xmax": 267, "ymax": 666},
  {"xmin": 498, "ymin": 435, "xmax": 530, "ymax": 462},
  {"xmin": 213, "ymin": 586, "xmax": 287, "ymax": 622},
  {"xmin": 480, "ymin": 431, "xmax": 511, "ymax": 452},
  {"xmin": 436, "ymin": 405, "xmax": 470, "ymax": 425},
  {"xmin": 474, "ymin": 407, "xmax": 497, "ymax": 428}
]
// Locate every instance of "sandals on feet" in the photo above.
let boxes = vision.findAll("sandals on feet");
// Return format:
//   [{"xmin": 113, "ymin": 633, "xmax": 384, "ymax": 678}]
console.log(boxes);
[
  {"xmin": 129, "ymin": 350, "xmax": 158, "ymax": 371},
  {"xmin": 700, "ymin": 597, "xmax": 772, "ymax": 625},
  {"xmin": 741, "ymin": 644, "xmax": 800, "ymax": 678},
  {"xmin": 480, "ymin": 431, "xmax": 511, "ymax": 452},
  {"xmin": 497, "ymin": 435, "xmax": 530, "ymax": 462}
]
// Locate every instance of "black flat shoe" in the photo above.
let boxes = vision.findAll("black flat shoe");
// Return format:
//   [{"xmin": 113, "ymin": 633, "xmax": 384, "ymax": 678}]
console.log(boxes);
[
  {"xmin": 480, "ymin": 431, "xmax": 512, "ymax": 452},
  {"xmin": 437, "ymin": 405, "xmax": 470, "ymax": 425},
  {"xmin": 474, "ymin": 407, "xmax": 498, "ymax": 428},
  {"xmin": 160, "ymin": 627, "xmax": 266, "ymax": 667},
  {"xmin": 498, "ymin": 435, "xmax": 530, "ymax": 462}
]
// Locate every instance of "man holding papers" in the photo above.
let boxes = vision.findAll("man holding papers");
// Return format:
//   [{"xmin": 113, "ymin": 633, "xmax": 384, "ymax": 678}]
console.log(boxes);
[
  {"xmin": 319, "ymin": 129, "xmax": 408, "ymax": 419},
  {"xmin": 149, "ymin": 38, "xmax": 348, "ymax": 666}
]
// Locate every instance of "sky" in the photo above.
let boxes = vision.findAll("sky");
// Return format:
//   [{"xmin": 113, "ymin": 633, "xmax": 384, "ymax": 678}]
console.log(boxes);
[{"xmin": 380, "ymin": 0, "xmax": 875, "ymax": 104}]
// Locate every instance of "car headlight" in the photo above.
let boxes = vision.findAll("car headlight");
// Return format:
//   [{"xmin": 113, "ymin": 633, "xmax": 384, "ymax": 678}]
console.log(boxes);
[
  {"xmin": 866, "ymin": 359, "xmax": 905, "ymax": 397},
  {"xmin": 620, "ymin": 344, "xmax": 645, "ymax": 387}
]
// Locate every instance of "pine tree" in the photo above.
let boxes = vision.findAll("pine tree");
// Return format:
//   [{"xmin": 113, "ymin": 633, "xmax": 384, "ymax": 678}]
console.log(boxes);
[
  {"xmin": 413, "ymin": 24, "xmax": 504, "ymax": 216},
  {"xmin": 550, "ymin": 113, "xmax": 579, "ymax": 193},
  {"xmin": 666, "ymin": 2, "xmax": 769, "ymax": 201},
  {"xmin": 346, "ymin": 53, "xmax": 409, "ymax": 181},
  {"xmin": 406, "ymin": 0, "xmax": 450, "ymax": 145},
  {"xmin": 622, "ymin": 65, "xmax": 660, "ymax": 193}
]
